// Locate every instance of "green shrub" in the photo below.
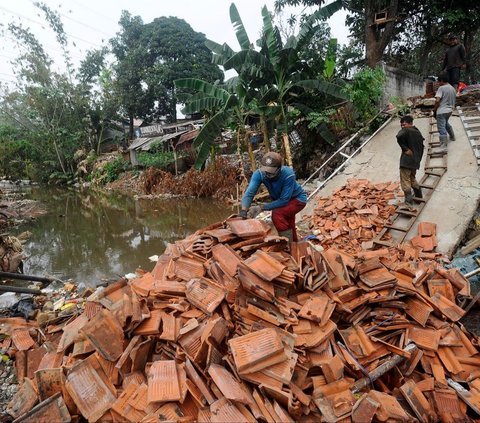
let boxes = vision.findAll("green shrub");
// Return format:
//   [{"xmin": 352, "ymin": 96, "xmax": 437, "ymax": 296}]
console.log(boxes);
[
  {"xmin": 102, "ymin": 156, "xmax": 129, "ymax": 183},
  {"xmin": 137, "ymin": 151, "xmax": 176, "ymax": 169},
  {"xmin": 344, "ymin": 66, "xmax": 385, "ymax": 121}
]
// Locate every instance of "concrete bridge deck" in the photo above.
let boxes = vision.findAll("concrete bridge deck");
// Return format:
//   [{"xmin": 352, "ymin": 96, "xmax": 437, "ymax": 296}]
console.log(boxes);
[{"xmin": 301, "ymin": 115, "xmax": 480, "ymax": 256}]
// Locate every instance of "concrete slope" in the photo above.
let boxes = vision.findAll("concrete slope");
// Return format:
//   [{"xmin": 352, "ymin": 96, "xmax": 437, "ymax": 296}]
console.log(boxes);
[{"xmin": 301, "ymin": 115, "xmax": 480, "ymax": 256}]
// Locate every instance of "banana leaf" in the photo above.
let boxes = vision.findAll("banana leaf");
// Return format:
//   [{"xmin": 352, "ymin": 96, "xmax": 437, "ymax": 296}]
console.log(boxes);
[
  {"xmin": 223, "ymin": 50, "xmax": 273, "ymax": 73},
  {"xmin": 175, "ymin": 78, "xmax": 230, "ymax": 103},
  {"xmin": 294, "ymin": 79, "xmax": 350, "ymax": 100},
  {"xmin": 182, "ymin": 97, "xmax": 225, "ymax": 114},
  {"xmin": 193, "ymin": 110, "xmax": 230, "ymax": 169},
  {"xmin": 230, "ymin": 3, "xmax": 251, "ymax": 50},
  {"xmin": 261, "ymin": 6, "xmax": 281, "ymax": 66}
]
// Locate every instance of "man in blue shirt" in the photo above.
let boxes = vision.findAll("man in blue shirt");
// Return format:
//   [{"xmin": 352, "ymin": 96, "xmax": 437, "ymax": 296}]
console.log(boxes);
[{"xmin": 239, "ymin": 152, "xmax": 307, "ymax": 242}]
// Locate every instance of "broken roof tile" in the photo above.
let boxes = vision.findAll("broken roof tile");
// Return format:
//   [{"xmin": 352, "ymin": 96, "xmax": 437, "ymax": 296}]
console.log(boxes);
[
  {"xmin": 80, "ymin": 309, "xmax": 124, "ymax": 362},
  {"xmin": 185, "ymin": 278, "xmax": 226, "ymax": 315},
  {"xmin": 229, "ymin": 328, "xmax": 284, "ymax": 373},
  {"xmin": 65, "ymin": 355, "xmax": 116, "ymax": 423},
  {"xmin": 147, "ymin": 360, "xmax": 181, "ymax": 403}
]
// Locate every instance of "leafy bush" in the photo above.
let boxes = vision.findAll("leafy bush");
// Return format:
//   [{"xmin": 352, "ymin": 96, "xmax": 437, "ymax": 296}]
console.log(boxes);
[
  {"xmin": 137, "ymin": 151, "xmax": 176, "ymax": 169},
  {"xmin": 344, "ymin": 66, "xmax": 385, "ymax": 121},
  {"xmin": 91, "ymin": 156, "xmax": 130, "ymax": 185}
]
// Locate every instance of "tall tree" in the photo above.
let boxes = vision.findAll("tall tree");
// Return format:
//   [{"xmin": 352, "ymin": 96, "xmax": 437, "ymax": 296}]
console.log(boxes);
[
  {"xmin": 111, "ymin": 11, "xmax": 155, "ymax": 140},
  {"xmin": 143, "ymin": 17, "xmax": 224, "ymax": 122}
]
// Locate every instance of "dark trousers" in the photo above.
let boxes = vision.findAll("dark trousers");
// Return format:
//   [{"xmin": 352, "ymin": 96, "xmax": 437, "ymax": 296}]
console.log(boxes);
[
  {"xmin": 271, "ymin": 198, "xmax": 306, "ymax": 241},
  {"xmin": 447, "ymin": 67, "xmax": 461, "ymax": 88}
]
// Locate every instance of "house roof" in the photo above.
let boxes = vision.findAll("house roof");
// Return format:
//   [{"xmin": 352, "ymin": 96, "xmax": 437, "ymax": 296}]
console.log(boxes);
[{"xmin": 128, "ymin": 131, "xmax": 189, "ymax": 151}]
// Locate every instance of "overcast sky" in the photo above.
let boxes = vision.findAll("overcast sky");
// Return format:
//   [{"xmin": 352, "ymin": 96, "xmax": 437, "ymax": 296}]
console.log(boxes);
[{"xmin": 0, "ymin": 0, "xmax": 350, "ymax": 86}]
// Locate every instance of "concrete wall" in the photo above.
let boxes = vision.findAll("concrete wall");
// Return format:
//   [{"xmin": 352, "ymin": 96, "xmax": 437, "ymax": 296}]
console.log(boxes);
[{"xmin": 381, "ymin": 63, "xmax": 425, "ymax": 105}]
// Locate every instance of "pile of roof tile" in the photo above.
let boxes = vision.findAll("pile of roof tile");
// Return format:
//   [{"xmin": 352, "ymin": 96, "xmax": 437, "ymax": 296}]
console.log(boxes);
[
  {"xmin": 1, "ymin": 214, "xmax": 479, "ymax": 423},
  {"xmin": 308, "ymin": 178, "xmax": 401, "ymax": 254}
]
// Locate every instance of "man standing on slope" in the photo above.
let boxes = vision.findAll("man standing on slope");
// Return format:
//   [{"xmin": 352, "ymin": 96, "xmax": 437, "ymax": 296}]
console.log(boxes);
[
  {"xmin": 433, "ymin": 72, "xmax": 457, "ymax": 152},
  {"xmin": 443, "ymin": 35, "xmax": 466, "ymax": 90},
  {"xmin": 396, "ymin": 115, "xmax": 425, "ymax": 205},
  {"xmin": 239, "ymin": 152, "xmax": 307, "ymax": 242}
]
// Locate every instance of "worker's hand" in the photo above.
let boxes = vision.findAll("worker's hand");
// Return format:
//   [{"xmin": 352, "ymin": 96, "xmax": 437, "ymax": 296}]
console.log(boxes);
[
  {"xmin": 405, "ymin": 149, "xmax": 413, "ymax": 156},
  {"xmin": 247, "ymin": 205, "xmax": 263, "ymax": 219},
  {"xmin": 239, "ymin": 209, "xmax": 248, "ymax": 219}
]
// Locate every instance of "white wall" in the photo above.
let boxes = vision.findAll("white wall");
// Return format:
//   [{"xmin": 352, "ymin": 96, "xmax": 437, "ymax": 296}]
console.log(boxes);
[{"xmin": 381, "ymin": 63, "xmax": 426, "ymax": 106}]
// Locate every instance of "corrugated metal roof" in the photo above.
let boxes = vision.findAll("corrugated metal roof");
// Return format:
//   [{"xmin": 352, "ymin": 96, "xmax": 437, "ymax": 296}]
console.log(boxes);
[{"xmin": 128, "ymin": 137, "xmax": 160, "ymax": 151}]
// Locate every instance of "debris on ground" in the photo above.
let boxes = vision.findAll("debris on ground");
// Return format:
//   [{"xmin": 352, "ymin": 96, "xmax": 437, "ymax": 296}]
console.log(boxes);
[{"xmin": 0, "ymin": 200, "xmax": 478, "ymax": 422}]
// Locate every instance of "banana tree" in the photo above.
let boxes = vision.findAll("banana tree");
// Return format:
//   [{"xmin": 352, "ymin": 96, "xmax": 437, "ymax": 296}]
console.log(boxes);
[{"xmin": 221, "ymin": 1, "xmax": 348, "ymax": 165}]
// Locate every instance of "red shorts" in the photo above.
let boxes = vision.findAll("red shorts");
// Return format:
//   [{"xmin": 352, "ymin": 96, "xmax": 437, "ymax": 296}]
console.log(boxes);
[{"xmin": 271, "ymin": 198, "xmax": 306, "ymax": 241}]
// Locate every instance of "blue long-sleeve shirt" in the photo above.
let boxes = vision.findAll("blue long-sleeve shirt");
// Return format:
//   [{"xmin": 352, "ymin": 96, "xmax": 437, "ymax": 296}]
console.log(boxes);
[{"xmin": 241, "ymin": 167, "xmax": 307, "ymax": 211}]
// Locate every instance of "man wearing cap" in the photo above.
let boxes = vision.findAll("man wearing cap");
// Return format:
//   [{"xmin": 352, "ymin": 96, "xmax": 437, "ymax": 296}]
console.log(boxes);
[
  {"xmin": 443, "ymin": 35, "xmax": 466, "ymax": 90},
  {"xmin": 239, "ymin": 152, "xmax": 307, "ymax": 242}
]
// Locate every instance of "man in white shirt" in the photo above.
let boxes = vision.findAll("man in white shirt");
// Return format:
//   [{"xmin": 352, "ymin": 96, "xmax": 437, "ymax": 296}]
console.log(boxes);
[{"xmin": 433, "ymin": 72, "xmax": 457, "ymax": 153}]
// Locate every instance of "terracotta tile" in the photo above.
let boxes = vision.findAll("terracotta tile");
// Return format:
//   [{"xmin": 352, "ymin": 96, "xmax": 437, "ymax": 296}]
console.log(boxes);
[
  {"xmin": 407, "ymin": 326, "xmax": 441, "ymax": 351},
  {"xmin": 111, "ymin": 383, "xmax": 145, "ymax": 422},
  {"xmin": 207, "ymin": 363, "xmax": 251, "ymax": 404},
  {"xmin": 429, "ymin": 293, "xmax": 465, "ymax": 322},
  {"xmin": 405, "ymin": 297, "xmax": 433, "ymax": 327},
  {"xmin": 34, "ymin": 368, "xmax": 65, "ymax": 401},
  {"xmin": 130, "ymin": 338, "xmax": 152, "ymax": 373},
  {"xmin": 301, "ymin": 320, "xmax": 337, "ymax": 349},
  {"xmin": 320, "ymin": 355, "xmax": 344, "ymax": 383},
  {"xmin": 368, "ymin": 390, "xmax": 411, "ymax": 422},
  {"xmin": 322, "ymin": 248, "xmax": 351, "ymax": 289},
  {"xmin": 411, "ymin": 235, "xmax": 438, "ymax": 252},
  {"xmin": 418, "ymin": 222, "xmax": 437, "ymax": 237},
  {"xmin": 56, "ymin": 314, "xmax": 89, "ymax": 353},
  {"xmin": 174, "ymin": 255, "xmax": 206, "ymax": 281},
  {"xmin": 243, "ymin": 250, "xmax": 285, "ymax": 281},
  {"xmin": 428, "ymin": 279, "xmax": 455, "ymax": 303},
  {"xmin": 358, "ymin": 266, "xmax": 396, "ymax": 289},
  {"xmin": 260, "ymin": 349, "xmax": 297, "ymax": 385},
  {"xmin": 432, "ymin": 389, "xmax": 469, "ymax": 423},
  {"xmin": 130, "ymin": 272, "xmax": 155, "ymax": 297},
  {"xmin": 83, "ymin": 302, "xmax": 103, "ymax": 320},
  {"xmin": 72, "ymin": 336, "xmax": 95, "ymax": 357},
  {"xmin": 147, "ymin": 360, "xmax": 181, "ymax": 403},
  {"xmin": 229, "ymin": 328, "xmax": 284, "ymax": 373},
  {"xmin": 399, "ymin": 379, "xmax": 436, "ymax": 423},
  {"xmin": 6, "ymin": 378, "xmax": 38, "ymax": 419},
  {"xmin": 80, "ymin": 309, "xmax": 124, "ymax": 362},
  {"xmin": 12, "ymin": 392, "xmax": 71, "ymax": 423},
  {"xmin": 237, "ymin": 263, "xmax": 275, "ymax": 302},
  {"xmin": 226, "ymin": 218, "xmax": 268, "ymax": 238},
  {"xmin": 12, "ymin": 328, "xmax": 36, "ymax": 351},
  {"xmin": 65, "ymin": 355, "xmax": 116, "ymax": 423},
  {"xmin": 298, "ymin": 294, "xmax": 335, "ymax": 326},
  {"xmin": 351, "ymin": 394, "xmax": 379, "ymax": 423},
  {"xmin": 210, "ymin": 397, "xmax": 251, "ymax": 423},
  {"xmin": 437, "ymin": 347, "xmax": 463, "ymax": 375},
  {"xmin": 339, "ymin": 325, "xmax": 376, "ymax": 358},
  {"xmin": 159, "ymin": 312, "xmax": 178, "ymax": 342},
  {"xmin": 133, "ymin": 310, "xmax": 163, "ymax": 336},
  {"xmin": 186, "ymin": 278, "xmax": 226, "ymax": 315},
  {"xmin": 211, "ymin": 243, "xmax": 242, "ymax": 278}
]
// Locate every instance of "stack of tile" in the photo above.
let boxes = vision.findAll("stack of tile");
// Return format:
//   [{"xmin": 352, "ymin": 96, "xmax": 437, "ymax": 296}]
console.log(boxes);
[
  {"xmin": 1, "ymin": 214, "xmax": 479, "ymax": 422},
  {"xmin": 309, "ymin": 178, "xmax": 400, "ymax": 253}
]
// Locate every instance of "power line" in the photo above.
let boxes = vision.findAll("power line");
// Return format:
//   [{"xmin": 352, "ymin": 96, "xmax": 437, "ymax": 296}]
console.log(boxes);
[
  {"xmin": 27, "ymin": 0, "xmax": 114, "ymax": 38},
  {"xmin": 0, "ymin": 4, "xmax": 105, "ymax": 48},
  {"xmin": 70, "ymin": 0, "xmax": 118, "ymax": 26}
]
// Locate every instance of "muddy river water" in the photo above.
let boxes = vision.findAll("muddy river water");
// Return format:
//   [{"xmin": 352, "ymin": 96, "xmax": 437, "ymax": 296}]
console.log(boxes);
[{"xmin": 14, "ymin": 187, "xmax": 236, "ymax": 286}]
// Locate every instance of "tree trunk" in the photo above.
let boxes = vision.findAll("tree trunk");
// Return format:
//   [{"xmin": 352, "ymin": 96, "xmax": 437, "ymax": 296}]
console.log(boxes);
[
  {"xmin": 260, "ymin": 115, "xmax": 270, "ymax": 152},
  {"xmin": 282, "ymin": 133, "xmax": 293, "ymax": 167},
  {"xmin": 52, "ymin": 138, "xmax": 66, "ymax": 174},
  {"xmin": 364, "ymin": 0, "xmax": 400, "ymax": 68},
  {"xmin": 129, "ymin": 114, "xmax": 134, "ymax": 140},
  {"xmin": 245, "ymin": 131, "xmax": 256, "ymax": 172},
  {"xmin": 236, "ymin": 128, "xmax": 247, "ymax": 184},
  {"xmin": 464, "ymin": 31, "xmax": 476, "ymax": 84}
]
